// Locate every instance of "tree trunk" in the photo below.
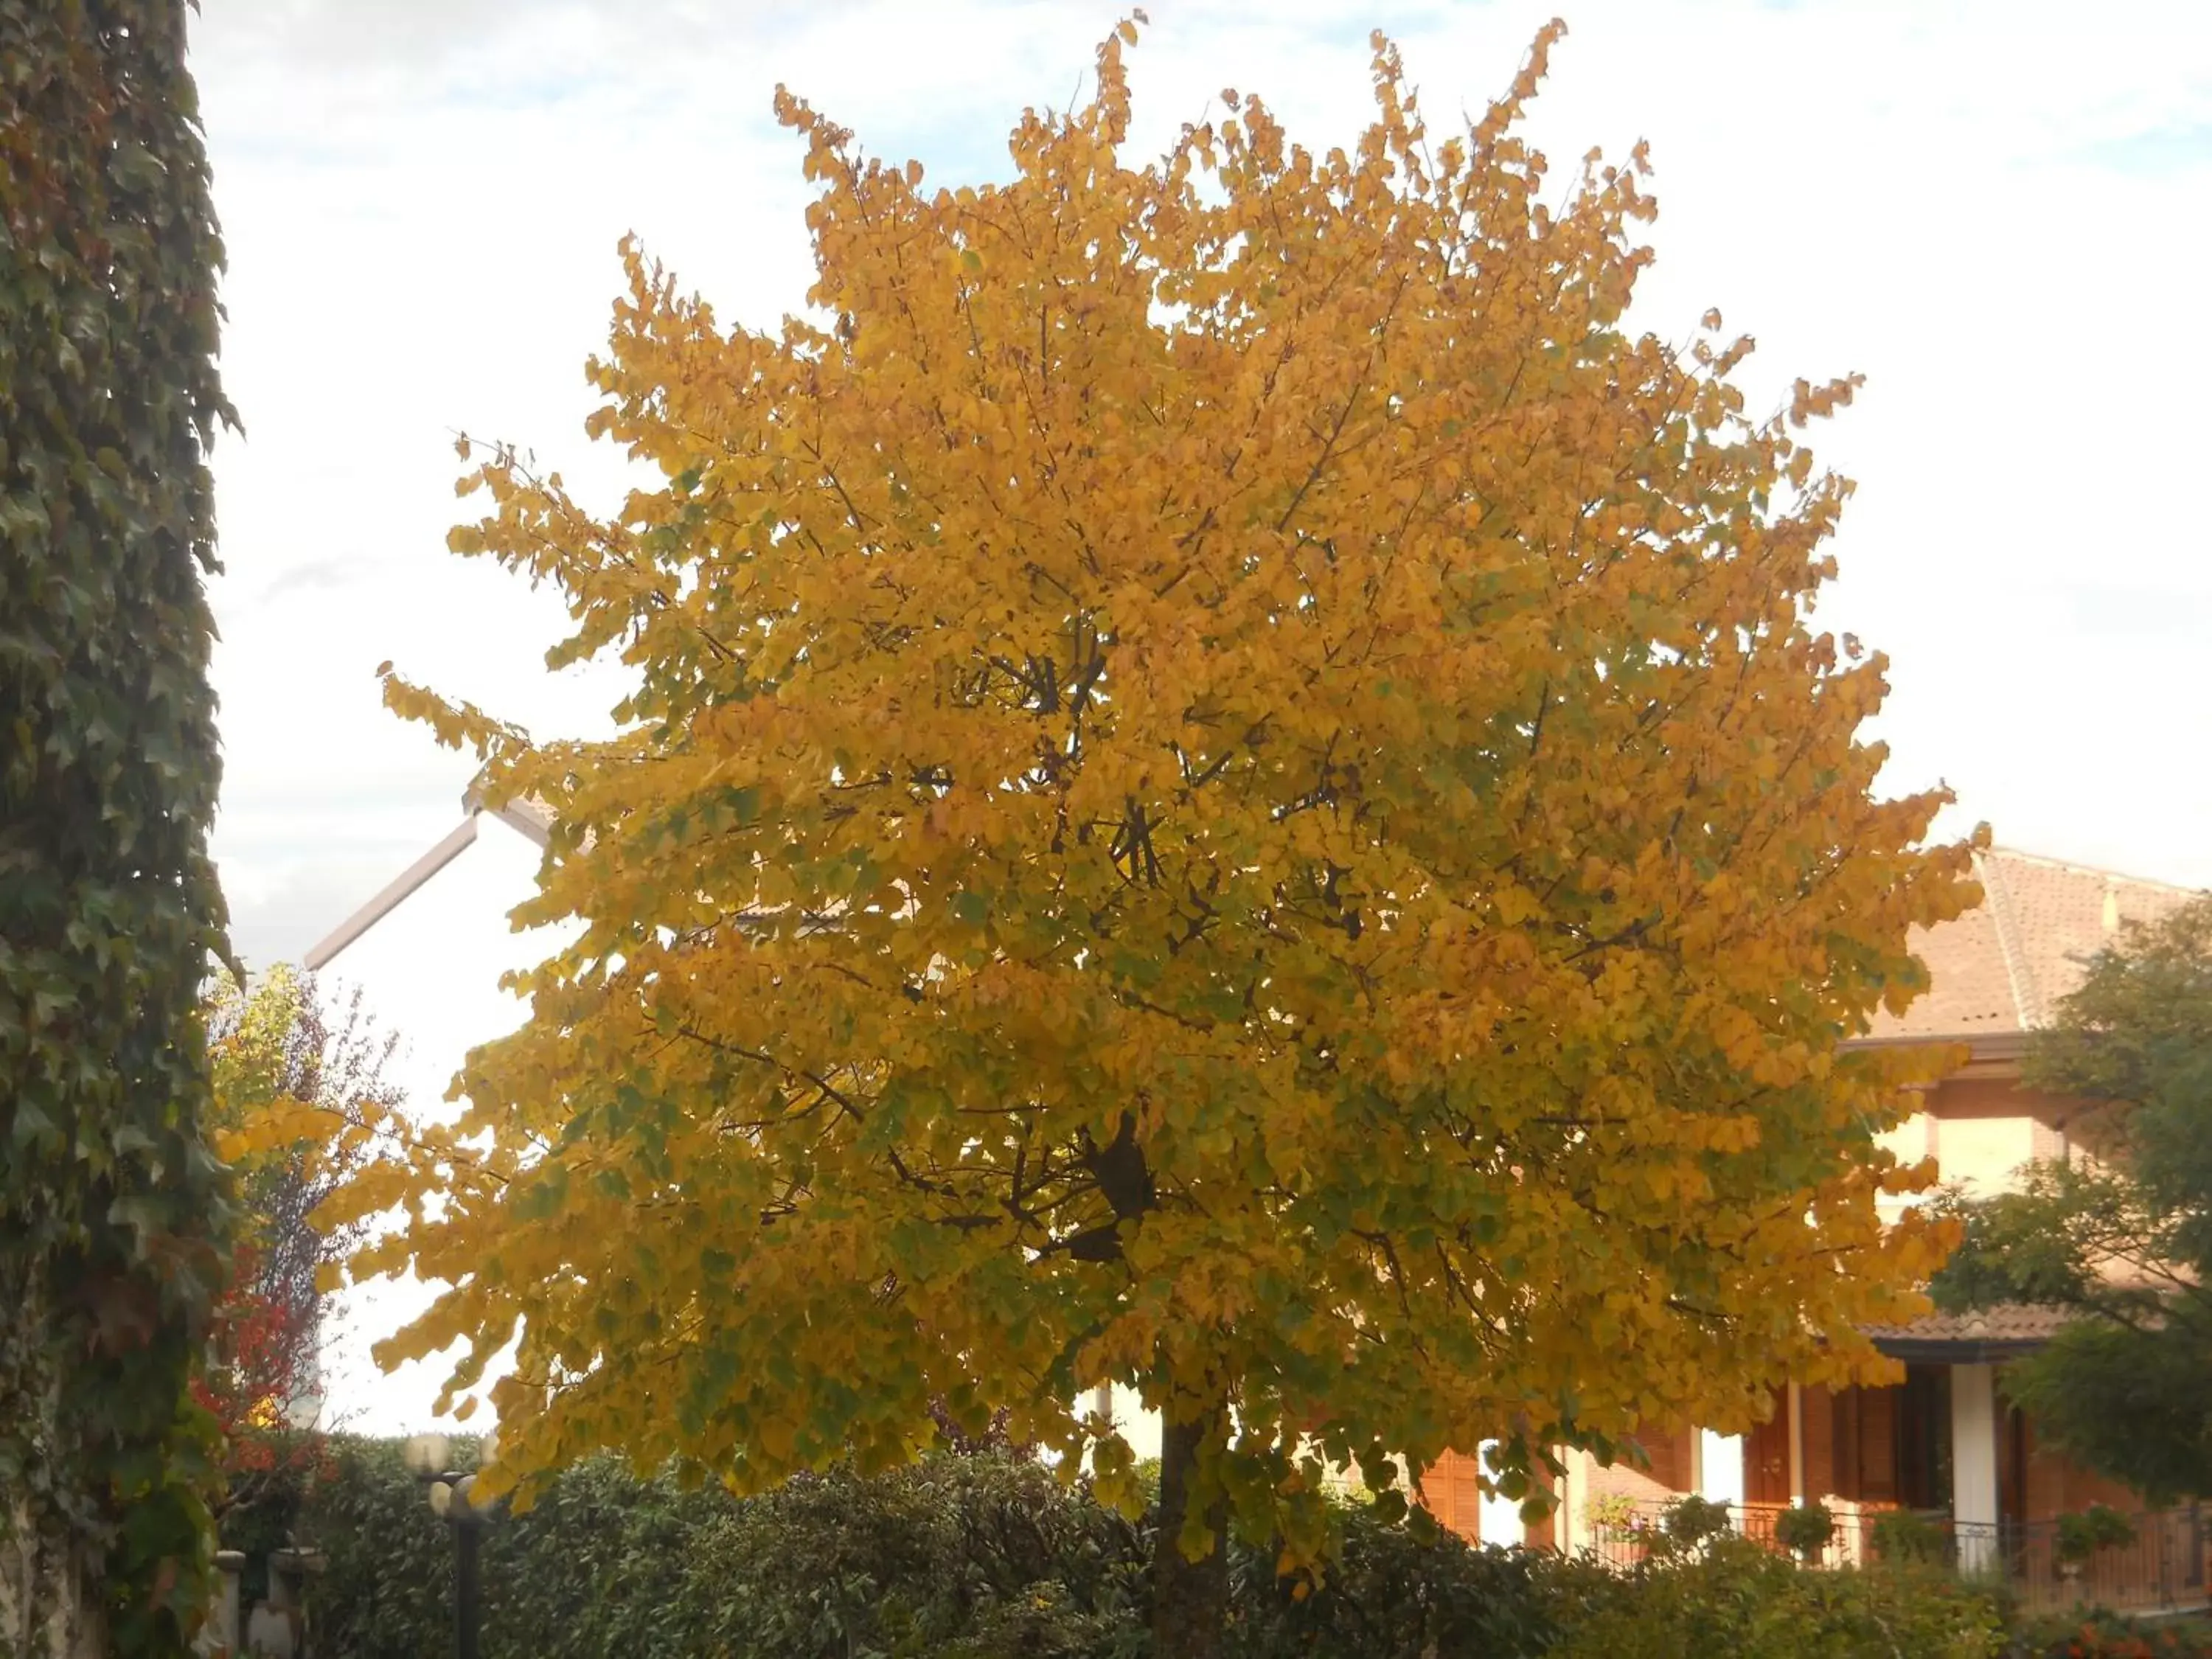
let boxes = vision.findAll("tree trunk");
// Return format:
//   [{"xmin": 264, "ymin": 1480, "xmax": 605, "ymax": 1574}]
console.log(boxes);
[
  {"xmin": 1150, "ymin": 1404, "xmax": 1230, "ymax": 1659},
  {"xmin": 1, "ymin": 1501, "xmax": 102, "ymax": 1659},
  {"xmin": 1, "ymin": 1272, "xmax": 104, "ymax": 1659}
]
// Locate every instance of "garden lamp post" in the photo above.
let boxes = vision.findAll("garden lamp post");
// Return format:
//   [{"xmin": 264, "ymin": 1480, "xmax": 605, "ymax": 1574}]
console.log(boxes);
[{"xmin": 403, "ymin": 1433, "xmax": 494, "ymax": 1659}]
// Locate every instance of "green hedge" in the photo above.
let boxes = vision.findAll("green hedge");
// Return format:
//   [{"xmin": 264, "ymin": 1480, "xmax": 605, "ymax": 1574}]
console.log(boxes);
[
  {"xmin": 1548, "ymin": 1537, "xmax": 2001, "ymax": 1659},
  {"xmin": 233, "ymin": 1439, "xmax": 1153, "ymax": 1658},
  {"xmin": 226, "ymin": 1438, "xmax": 1598, "ymax": 1658},
  {"xmin": 234, "ymin": 1439, "xmax": 2212, "ymax": 1658}
]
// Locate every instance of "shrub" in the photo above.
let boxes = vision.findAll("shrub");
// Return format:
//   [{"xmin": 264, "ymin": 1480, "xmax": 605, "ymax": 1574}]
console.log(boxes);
[
  {"xmin": 223, "ymin": 1436, "xmax": 2120, "ymax": 1658},
  {"xmin": 2008, "ymin": 1610, "xmax": 2212, "ymax": 1658},
  {"xmin": 1225, "ymin": 1516, "xmax": 1600, "ymax": 1658},
  {"xmin": 258, "ymin": 1439, "xmax": 1595, "ymax": 1658},
  {"xmin": 1547, "ymin": 1536, "xmax": 2006, "ymax": 1659},
  {"xmin": 234, "ymin": 1437, "xmax": 1609, "ymax": 1658},
  {"xmin": 237, "ymin": 1437, "xmax": 1150, "ymax": 1659}
]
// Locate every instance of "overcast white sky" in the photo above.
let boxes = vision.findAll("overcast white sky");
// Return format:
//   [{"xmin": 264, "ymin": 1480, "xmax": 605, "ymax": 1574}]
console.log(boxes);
[{"xmin": 195, "ymin": 0, "xmax": 2212, "ymax": 978}]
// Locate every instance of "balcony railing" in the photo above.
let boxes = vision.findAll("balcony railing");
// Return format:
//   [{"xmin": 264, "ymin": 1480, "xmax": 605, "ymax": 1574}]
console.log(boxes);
[{"xmin": 1584, "ymin": 1500, "xmax": 2210, "ymax": 1614}]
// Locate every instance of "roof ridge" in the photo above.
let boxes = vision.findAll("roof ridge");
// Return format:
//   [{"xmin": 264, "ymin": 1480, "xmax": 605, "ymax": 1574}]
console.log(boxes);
[
  {"xmin": 1982, "ymin": 843, "xmax": 2208, "ymax": 897},
  {"xmin": 1975, "ymin": 847, "xmax": 2045, "ymax": 1032}
]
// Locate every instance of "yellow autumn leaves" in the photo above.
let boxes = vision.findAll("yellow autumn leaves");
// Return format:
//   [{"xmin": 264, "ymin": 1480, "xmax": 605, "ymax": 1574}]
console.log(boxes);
[{"xmin": 319, "ymin": 17, "xmax": 1979, "ymax": 1575}]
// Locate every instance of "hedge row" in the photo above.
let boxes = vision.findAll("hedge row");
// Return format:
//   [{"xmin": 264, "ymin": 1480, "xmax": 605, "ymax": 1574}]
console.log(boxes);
[{"xmin": 219, "ymin": 1438, "xmax": 2209, "ymax": 1658}]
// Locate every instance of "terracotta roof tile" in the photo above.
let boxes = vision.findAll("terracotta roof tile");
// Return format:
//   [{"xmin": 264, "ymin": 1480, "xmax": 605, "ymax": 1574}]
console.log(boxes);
[
  {"xmin": 1864, "ymin": 1303, "xmax": 2076, "ymax": 1346},
  {"xmin": 1863, "ymin": 1302, "xmax": 2080, "ymax": 1359},
  {"xmin": 1870, "ymin": 848, "xmax": 2202, "ymax": 1043}
]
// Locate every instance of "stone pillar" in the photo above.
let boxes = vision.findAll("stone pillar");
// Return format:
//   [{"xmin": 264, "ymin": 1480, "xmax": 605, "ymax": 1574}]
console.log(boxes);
[
  {"xmin": 1554, "ymin": 1447, "xmax": 1578, "ymax": 1554},
  {"xmin": 1951, "ymin": 1363, "xmax": 2000, "ymax": 1572},
  {"xmin": 210, "ymin": 1552, "xmax": 244, "ymax": 1655},
  {"xmin": 1787, "ymin": 1382, "xmax": 1806, "ymax": 1504},
  {"xmin": 1698, "ymin": 1430, "xmax": 1745, "ymax": 1508}
]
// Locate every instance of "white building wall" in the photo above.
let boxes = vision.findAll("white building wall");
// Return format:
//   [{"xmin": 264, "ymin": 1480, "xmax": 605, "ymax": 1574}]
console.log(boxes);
[
  {"xmin": 1697, "ymin": 1429, "xmax": 1745, "ymax": 1507},
  {"xmin": 1877, "ymin": 1107, "xmax": 2042, "ymax": 1211},
  {"xmin": 1874, "ymin": 1110, "xmax": 1934, "ymax": 1224},
  {"xmin": 1931, "ymin": 1116, "xmax": 2038, "ymax": 1199},
  {"xmin": 1477, "ymin": 1440, "xmax": 1523, "ymax": 1546},
  {"xmin": 1088, "ymin": 1383, "xmax": 1164, "ymax": 1464}
]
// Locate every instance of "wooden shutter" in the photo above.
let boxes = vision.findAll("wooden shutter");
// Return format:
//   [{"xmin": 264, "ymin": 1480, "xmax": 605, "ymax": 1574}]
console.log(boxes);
[{"xmin": 1746, "ymin": 1394, "xmax": 1792, "ymax": 1505}]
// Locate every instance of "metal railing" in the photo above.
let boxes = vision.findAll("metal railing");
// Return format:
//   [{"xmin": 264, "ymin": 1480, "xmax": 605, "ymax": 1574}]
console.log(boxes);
[
  {"xmin": 2007, "ymin": 1504, "xmax": 2207, "ymax": 1613},
  {"xmin": 1583, "ymin": 1500, "xmax": 2209, "ymax": 1613}
]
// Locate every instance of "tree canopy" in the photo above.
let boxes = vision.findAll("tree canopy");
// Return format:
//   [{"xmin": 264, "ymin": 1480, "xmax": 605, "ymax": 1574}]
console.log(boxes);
[
  {"xmin": 201, "ymin": 970, "xmax": 395, "ymax": 1500},
  {"xmin": 0, "ymin": 1, "xmax": 234, "ymax": 1649},
  {"xmin": 1933, "ymin": 894, "xmax": 2212, "ymax": 1502},
  {"xmin": 316, "ymin": 21, "xmax": 1973, "ymax": 1651}
]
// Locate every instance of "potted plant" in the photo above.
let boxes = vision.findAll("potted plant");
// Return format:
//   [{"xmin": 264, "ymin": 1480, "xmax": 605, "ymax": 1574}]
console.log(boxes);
[
  {"xmin": 1869, "ymin": 1508, "xmax": 1946, "ymax": 1565},
  {"xmin": 1587, "ymin": 1491, "xmax": 1643, "ymax": 1554},
  {"xmin": 2053, "ymin": 1503, "xmax": 2137, "ymax": 1591},
  {"xmin": 1656, "ymin": 1494, "xmax": 1733, "ymax": 1559},
  {"xmin": 1774, "ymin": 1499, "xmax": 1837, "ymax": 1565}
]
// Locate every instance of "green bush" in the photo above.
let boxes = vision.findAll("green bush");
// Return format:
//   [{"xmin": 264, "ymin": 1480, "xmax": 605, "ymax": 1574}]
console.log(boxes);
[
  {"xmin": 229, "ymin": 1437, "xmax": 1604, "ymax": 1658},
  {"xmin": 1224, "ymin": 1521, "xmax": 1604, "ymax": 1658},
  {"xmin": 1547, "ymin": 1536, "xmax": 2005, "ymax": 1659},
  {"xmin": 223, "ymin": 1438, "xmax": 2097, "ymax": 1658},
  {"xmin": 254, "ymin": 1437, "xmax": 1149, "ymax": 1659}
]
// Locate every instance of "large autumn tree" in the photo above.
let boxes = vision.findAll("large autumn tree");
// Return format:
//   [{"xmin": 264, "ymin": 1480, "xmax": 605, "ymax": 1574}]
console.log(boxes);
[
  {"xmin": 335, "ymin": 21, "xmax": 1974, "ymax": 1653},
  {"xmin": 0, "ymin": 1, "xmax": 235, "ymax": 1652}
]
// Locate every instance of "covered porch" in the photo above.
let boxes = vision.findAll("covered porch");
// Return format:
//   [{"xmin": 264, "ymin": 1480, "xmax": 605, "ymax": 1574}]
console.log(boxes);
[
  {"xmin": 1585, "ymin": 1308, "xmax": 2206, "ymax": 1613},
  {"xmin": 1423, "ymin": 1307, "xmax": 2210, "ymax": 1614},
  {"xmin": 1584, "ymin": 1496, "xmax": 2210, "ymax": 1614}
]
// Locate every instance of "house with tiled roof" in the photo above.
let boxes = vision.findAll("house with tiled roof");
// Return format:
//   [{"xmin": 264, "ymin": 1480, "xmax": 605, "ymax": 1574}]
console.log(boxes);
[{"xmin": 1426, "ymin": 847, "xmax": 2208, "ymax": 1607}]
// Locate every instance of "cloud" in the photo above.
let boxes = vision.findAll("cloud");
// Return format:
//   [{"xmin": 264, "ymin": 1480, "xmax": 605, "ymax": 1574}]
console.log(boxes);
[
  {"xmin": 2067, "ymin": 124, "xmax": 2212, "ymax": 176},
  {"xmin": 206, "ymin": 0, "xmax": 803, "ymax": 74},
  {"xmin": 252, "ymin": 554, "xmax": 366, "ymax": 604}
]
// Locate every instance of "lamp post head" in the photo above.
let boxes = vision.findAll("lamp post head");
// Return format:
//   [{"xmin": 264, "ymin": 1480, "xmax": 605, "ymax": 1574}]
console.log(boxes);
[{"xmin": 403, "ymin": 1433, "xmax": 453, "ymax": 1478}]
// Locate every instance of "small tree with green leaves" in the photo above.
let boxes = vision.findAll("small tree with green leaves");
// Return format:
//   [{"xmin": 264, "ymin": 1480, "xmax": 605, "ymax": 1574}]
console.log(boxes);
[{"xmin": 1932, "ymin": 895, "xmax": 2212, "ymax": 1503}]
